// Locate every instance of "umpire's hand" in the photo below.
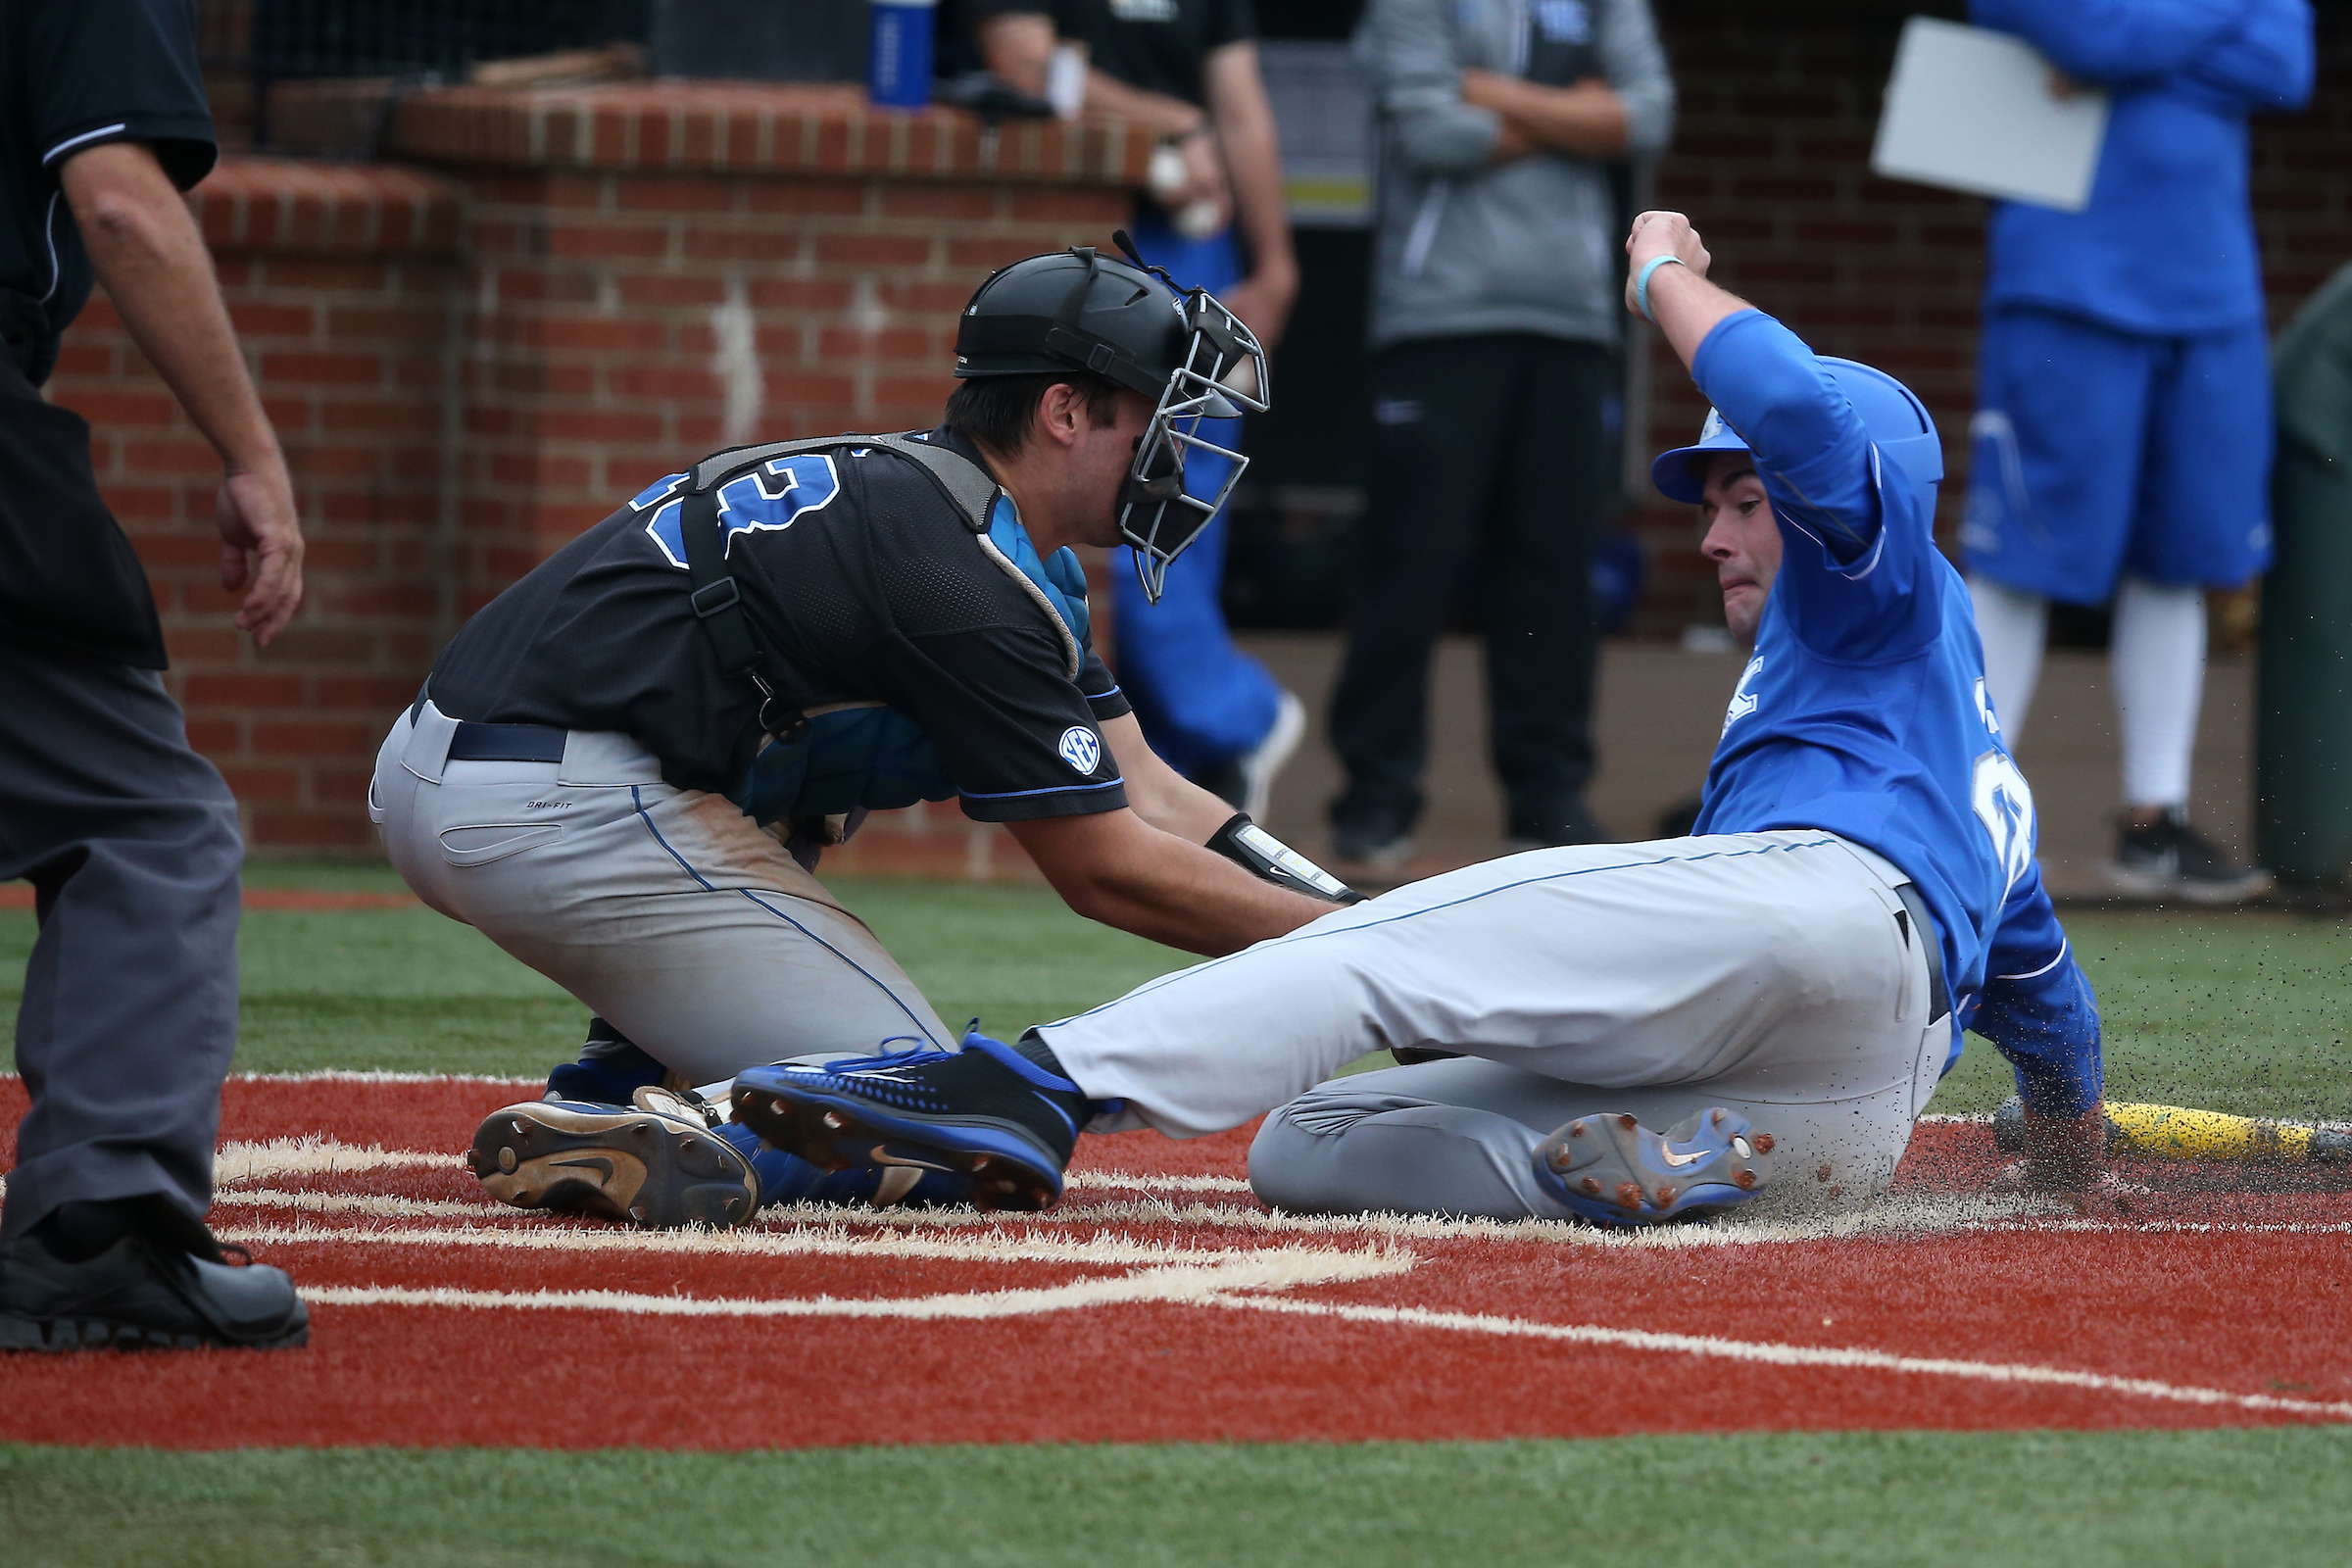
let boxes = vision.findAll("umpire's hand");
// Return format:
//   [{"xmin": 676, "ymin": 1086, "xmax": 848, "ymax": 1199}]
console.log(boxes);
[
  {"xmin": 62, "ymin": 141, "xmax": 307, "ymax": 647},
  {"xmin": 216, "ymin": 461, "xmax": 304, "ymax": 646}
]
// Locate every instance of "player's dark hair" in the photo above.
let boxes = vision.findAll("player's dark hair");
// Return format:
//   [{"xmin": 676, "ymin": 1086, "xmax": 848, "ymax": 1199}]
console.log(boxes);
[{"xmin": 944, "ymin": 372, "xmax": 1124, "ymax": 457}]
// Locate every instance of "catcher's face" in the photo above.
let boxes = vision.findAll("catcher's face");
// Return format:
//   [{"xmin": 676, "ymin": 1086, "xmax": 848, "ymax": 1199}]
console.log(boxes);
[
  {"xmin": 1699, "ymin": 452, "xmax": 1782, "ymax": 644},
  {"xmin": 1069, "ymin": 389, "xmax": 1157, "ymax": 548}
]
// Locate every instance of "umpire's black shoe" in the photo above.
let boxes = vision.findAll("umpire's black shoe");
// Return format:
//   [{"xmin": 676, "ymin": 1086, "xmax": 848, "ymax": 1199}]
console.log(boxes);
[
  {"xmin": 732, "ymin": 1028, "xmax": 1096, "ymax": 1212},
  {"xmin": 0, "ymin": 1197, "xmax": 308, "ymax": 1352}
]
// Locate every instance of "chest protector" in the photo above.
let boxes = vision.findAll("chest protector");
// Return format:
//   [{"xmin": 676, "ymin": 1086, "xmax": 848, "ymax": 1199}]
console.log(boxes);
[{"xmin": 670, "ymin": 433, "xmax": 1092, "ymax": 825}]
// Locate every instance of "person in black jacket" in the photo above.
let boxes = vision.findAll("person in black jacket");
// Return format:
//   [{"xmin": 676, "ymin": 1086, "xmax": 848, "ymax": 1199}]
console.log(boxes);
[{"xmin": 0, "ymin": 0, "xmax": 308, "ymax": 1351}]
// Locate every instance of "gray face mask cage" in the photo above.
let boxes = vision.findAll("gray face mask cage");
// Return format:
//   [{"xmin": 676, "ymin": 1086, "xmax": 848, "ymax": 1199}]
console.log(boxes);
[{"xmin": 1116, "ymin": 286, "xmax": 1270, "ymax": 604}]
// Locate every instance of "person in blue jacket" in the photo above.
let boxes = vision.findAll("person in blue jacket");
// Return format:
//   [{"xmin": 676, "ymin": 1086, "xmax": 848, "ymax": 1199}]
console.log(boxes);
[
  {"xmin": 1963, "ymin": 0, "xmax": 2313, "ymax": 902},
  {"xmin": 730, "ymin": 212, "xmax": 2118, "ymax": 1226}
]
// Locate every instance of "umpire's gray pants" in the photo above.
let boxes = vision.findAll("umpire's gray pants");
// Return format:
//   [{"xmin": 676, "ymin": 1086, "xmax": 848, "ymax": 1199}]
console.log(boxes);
[
  {"xmin": 0, "ymin": 644, "xmax": 245, "ymax": 1244},
  {"xmin": 370, "ymin": 705, "xmax": 954, "ymax": 1085},
  {"xmin": 1040, "ymin": 831, "xmax": 1947, "ymax": 1220}
]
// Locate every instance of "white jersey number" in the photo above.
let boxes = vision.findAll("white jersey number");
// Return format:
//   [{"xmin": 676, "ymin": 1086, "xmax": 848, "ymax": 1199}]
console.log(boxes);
[{"xmin": 1972, "ymin": 749, "xmax": 2035, "ymax": 897}]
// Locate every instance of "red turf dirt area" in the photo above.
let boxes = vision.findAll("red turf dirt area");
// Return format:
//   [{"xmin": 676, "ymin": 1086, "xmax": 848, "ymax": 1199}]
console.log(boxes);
[{"xmin": 2, "ymin": 1074, "xmax": 2349, "ymax": 1449}]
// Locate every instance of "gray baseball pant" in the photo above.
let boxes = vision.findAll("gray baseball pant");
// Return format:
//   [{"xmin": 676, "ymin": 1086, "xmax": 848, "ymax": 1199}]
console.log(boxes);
[
  {"xmin": 370, "ymin": 704, "xmax": 955, "ymax": 1085},
  {"xmin": 1040, "ymin": 831, "xmax": 1947, "ymax": 1220},
  {"xmin": 0, "ymin": 644, "xmax": 245, "ymax": 1244}
]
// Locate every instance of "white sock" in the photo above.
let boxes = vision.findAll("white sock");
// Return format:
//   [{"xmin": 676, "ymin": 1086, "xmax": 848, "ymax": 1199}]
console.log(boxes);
[
  {"xmin": 1969, "ymin": 575, "xmax": 2048, "ymax": 745},
  {"xmin": 2111, "ymin": 573, "xmax": 2206, "ymax": 812}
]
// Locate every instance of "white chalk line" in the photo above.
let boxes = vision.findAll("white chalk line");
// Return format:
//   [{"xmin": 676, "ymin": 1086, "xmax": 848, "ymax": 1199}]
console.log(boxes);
[
  {"xmin": 1067, "ymin": 1170, "xmax": 1253, "ymax": 1193},
  {"xmin": 206, "ymin": 1177, "xmax": 2288, "ymax": 1252},
  {"xmin": 214, "ymin": 1139, "xmax": 451, "ymax": 1185},
  {"xmin": 209, "ymin": 1178, "xmax": 2051, "ymax": 1250},
  {"xmin": 216, "ymin": 1217, "xmax": 1413, "ymax": 1272},
  {"xmin": 295, "ymin": 1247, "xmax": 1412, "ymax": 1322},
  {"xmin": 1197, "ymin": 1293, "xmax": 2352, "ymax": 1424}
]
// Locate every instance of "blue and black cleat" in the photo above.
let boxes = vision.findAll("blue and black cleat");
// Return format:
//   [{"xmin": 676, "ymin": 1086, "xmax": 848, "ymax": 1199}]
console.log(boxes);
[
  {"xmin": 1532, "ymin": 1107, "xmax": 1775, "ymax": 1227},
  {"xmin": 731, "ymin": 1029, "xmax": 1090, "ymax": 1212}
]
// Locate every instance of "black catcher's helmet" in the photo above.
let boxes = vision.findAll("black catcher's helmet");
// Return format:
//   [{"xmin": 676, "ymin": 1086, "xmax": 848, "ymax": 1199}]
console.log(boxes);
[{"xmin": 954, "ymin": 242, "xmax": 1269, "ymax": 603}]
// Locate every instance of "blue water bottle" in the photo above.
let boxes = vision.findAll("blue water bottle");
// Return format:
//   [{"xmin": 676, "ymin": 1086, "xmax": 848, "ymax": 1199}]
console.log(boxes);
[{"xmin": 868, "ymin": 0, "xmax": 937, "ymax": 110}]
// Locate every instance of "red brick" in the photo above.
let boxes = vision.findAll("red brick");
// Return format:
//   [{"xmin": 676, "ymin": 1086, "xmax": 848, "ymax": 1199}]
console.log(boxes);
[
  {"xmin": 320, "ymin": 400, "xmax": 441, "ymax": 434},
  {"xmin": 260, "ymin": 351, "xmax": 385, "ymax": 385},
  {"xmin": 613, "ymin": 176, "xmax": 736, "ymax": 213},
  {"xmin": 947, "ymin": 234, "xmax": 1053, "ymax": 270},
  {"xmin": 536, "ymin": 316, "xmax": 668, "ymax": 353},
  {"xmin": 185, "ymin": 671, "xmax": 307, "ymax": 708},
  {"xmin": 747, "ymin": 277, "xmax": 851, "ymax": 311},
  {"xmin": 227, "ymin": 301, "xmax": 319, "ymax": 337},
  {"xmin": 546, "ymin": 222, "xmax": 669, "ymax": 260},
  {"xmin": 879, "ymin": 185, "xmax": 1000, "ymax": 221},
  {"xmin": 815, "ymin": 232, "xmax": 930, "ymax": 268},
  {"xmin": 609, "ymin": 365, "xmax": 722, "ymax": 400},
  {"xmin": 616, "ymin": 273, "xmax": 729, "ymax": 307},
  {"xmin": 744, "ymin": 181, "xmax": 865, "ymax": 217},
  {"xmin": 489, "ymin": 452, "xmax": 592, "ymax": 488},
  {"xmin": 819, "ymin": 325, "xmax": 931, "ymax": 361},
  {"xmin": 57, "ymin": 390, "xmax": 179, "ymax": 427},
  {"xmin": 257, "ymin": 258, "xmax": 391, "ymax": 291},
  {"xmin": 1004, "ymin": 187, "xmax": 1129, "ymax": 223}
]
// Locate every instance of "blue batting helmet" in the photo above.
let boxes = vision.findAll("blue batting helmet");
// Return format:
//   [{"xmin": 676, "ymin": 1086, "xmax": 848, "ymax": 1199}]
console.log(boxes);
[{"xmin": 1650, "ymin": 357, "xmax": 1942, "ymax": 508}]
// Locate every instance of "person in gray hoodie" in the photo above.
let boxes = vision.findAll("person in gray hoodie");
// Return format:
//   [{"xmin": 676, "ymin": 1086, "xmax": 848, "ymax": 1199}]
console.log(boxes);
[{"xmin": 1329, "ymin": 0, "xmax": 1673, "ymax": 863}]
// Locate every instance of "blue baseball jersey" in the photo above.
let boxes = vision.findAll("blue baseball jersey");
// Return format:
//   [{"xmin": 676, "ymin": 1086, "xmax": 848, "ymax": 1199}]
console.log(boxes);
[{"xmin": 1688, "ymin": 310, "xmax": 2101, "ymax": 1115}]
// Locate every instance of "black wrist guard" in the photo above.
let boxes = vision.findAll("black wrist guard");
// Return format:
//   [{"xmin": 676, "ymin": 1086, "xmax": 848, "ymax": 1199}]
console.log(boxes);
[{"xmin": 1207, "ymin": 812, "xmax": 1364, "ymax": 904}]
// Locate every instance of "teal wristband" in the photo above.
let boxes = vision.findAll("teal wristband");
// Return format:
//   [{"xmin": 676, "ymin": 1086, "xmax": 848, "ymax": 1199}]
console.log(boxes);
[{"xmin": 1634, "ymin": 254, "xmax": 1686, "ymax": 322}]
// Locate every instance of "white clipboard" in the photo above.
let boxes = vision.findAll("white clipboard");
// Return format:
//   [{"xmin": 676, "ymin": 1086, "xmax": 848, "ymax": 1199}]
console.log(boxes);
[{"xmin": 1870, "ymin": 17, "xmax": 2110, "ymax": 213}]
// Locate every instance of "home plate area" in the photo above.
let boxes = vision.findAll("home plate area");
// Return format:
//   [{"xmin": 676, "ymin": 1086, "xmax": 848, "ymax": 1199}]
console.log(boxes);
[{"xmin": 3, "ymin": 1074, "xmax": 2350, "ymax": 1448}]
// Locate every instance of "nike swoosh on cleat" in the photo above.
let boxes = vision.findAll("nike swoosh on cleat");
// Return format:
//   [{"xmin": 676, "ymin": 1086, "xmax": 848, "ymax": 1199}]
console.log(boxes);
[
  {"xmin": 1659, "ymin": 1147, "xmax": 1707, "ymax": 1168},
  {"xmin": 548, "ymin": 1156, "xmax": 615, "ymax": 1179},
  {"xmin": 869, "ymin": 1146, "xmax": 952, "ymax": 1172}
]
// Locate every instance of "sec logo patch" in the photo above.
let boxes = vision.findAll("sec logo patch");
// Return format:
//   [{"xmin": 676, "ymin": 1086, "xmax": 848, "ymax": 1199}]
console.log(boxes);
[{"xmin": 1057, "ymin": 725, "xmax": 1102, "ymax": 775}]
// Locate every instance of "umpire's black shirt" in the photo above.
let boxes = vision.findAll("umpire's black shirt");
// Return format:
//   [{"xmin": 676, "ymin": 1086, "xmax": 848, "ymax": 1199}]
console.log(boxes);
[
  {"xmin": 2, "ymin": 0, "xmax": 216, "ymax": 383},
  {"xmin": 0, "ymin": 0, "xmax": 215, "ymax": 666},
  {"xmin": 427, "ymin": 429, "xmax": 1134, "ymax": 822}
]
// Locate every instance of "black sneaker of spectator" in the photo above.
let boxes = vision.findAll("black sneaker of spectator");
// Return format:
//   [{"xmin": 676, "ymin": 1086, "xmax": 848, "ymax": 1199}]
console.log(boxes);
[{"xmin": 2108, "ymin": 808, "xmax": 2274, "ymax": 905}]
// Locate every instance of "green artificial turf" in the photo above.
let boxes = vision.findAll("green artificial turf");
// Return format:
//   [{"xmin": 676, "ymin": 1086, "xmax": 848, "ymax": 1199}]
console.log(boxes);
[
  {"xmin": 1926, "ymin": 908, "xmax": 2352, "ymax": 1120},
  {"xmin": 5, "ymin": 1431, "xmax": 2350, "ymax": 1568}
]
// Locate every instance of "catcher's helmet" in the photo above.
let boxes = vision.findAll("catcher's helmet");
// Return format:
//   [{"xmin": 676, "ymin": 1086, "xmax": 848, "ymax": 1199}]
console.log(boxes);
[
  {"xmin": 955, "ymin": 243, "xmax": 1269, "ymax": 603},
  {"xmin": 1650, "ymin": 357, "xmax": 1942, "ymax": 514}
]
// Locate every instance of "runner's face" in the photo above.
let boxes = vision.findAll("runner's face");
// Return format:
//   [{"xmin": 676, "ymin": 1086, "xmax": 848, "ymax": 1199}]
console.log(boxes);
[{"xmin": 1698, "ymin": 453, "xmax": 1782, "ymax": 643}]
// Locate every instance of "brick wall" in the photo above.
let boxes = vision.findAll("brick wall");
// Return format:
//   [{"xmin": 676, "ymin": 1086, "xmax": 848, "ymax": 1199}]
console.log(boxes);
[
  {"xmin": 391, "ymin": 83, "xmax": 1144, "ymax": 619},
  {"xmin": 1628, "ymin": 0, "xmax": 2352, "ymax": 636}
]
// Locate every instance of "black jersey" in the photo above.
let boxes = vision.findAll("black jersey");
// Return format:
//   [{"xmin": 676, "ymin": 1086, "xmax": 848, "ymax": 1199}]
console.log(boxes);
[
  {"xmin": 426, "ymin": 429, "xmax": 1133, "ymax": 824},
  {"xmin": 0, "ymin": 0, "xmax": 216, "ymax": 383}
]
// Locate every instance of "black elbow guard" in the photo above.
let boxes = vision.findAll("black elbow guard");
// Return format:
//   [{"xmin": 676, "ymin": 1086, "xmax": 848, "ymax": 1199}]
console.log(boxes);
[{"xmin": 1207, "ymin": 812, "xmax": 1364, "ymax": 904}]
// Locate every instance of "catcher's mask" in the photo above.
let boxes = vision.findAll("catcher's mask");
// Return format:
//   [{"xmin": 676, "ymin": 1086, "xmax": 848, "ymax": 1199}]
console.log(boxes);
[{"xmin": 954, "ymin": 237, "xmax": 1270, "ymax": 603}]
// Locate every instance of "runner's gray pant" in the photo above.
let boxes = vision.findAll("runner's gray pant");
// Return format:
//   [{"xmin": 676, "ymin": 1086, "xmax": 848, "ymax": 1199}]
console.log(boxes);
[
  {"xmin": 370, "ymin": 704, "xmax": 954, "ymax": 1085},
  {"xmin": 1039, "ymin": 831, "xmax": 1948, "ymax": 1220},
  {"xmin": 0, "ymin": 646, "xmax": 244, "ymax": 1243}
]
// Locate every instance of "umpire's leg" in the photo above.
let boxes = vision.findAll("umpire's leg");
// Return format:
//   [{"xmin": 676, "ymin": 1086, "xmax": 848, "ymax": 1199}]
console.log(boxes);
[{"xmin": 0, "ymin": 642, "xmax": 244, "ymax": 1245}]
